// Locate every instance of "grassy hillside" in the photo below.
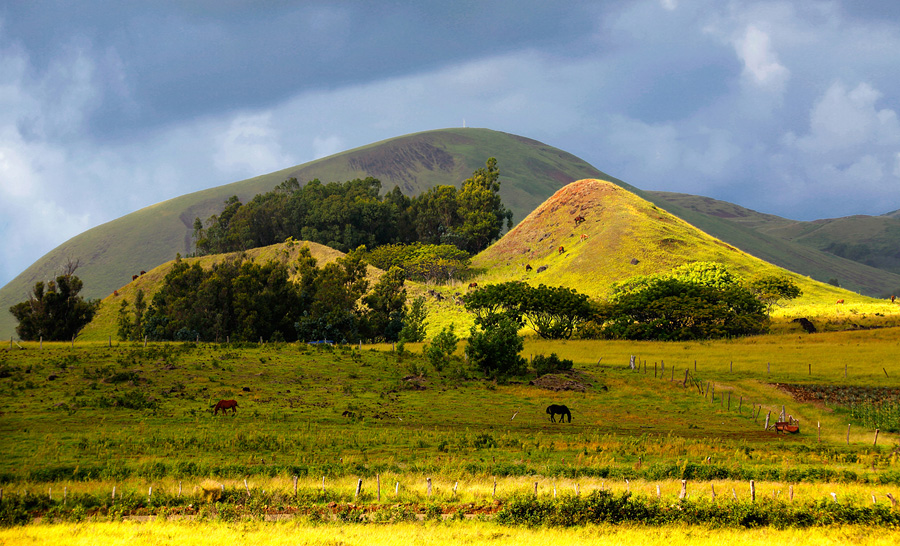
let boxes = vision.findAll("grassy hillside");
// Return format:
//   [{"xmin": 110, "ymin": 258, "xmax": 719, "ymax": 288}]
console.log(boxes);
[
  {"xmin": 649, "ymin": 192, "xmax": 900, "ymax": 297},
  {"xmin": 0, "ymin": 128, "xmax": 605, "ymax": 339},
  {"xmin": 472, "ymin": 179, "xmax": 857, "ymax": 305},
  {"xmin": 76, "ymin": 179, "xmax": 895, "ymax": 345}
]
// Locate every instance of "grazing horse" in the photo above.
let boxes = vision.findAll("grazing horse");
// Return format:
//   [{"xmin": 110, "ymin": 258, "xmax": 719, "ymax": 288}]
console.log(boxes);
[
  {"xmin": 546, "ymin": 404, "xmax": 572, "ymax": 423},
  {"xmin": 579, "ymin": 234, "xmax": 588, "ymax": 242},
  {"xmin": 132, "ymin": 275, "xmax": 139, "ymax": 281},
  {"xmin": 525, "ymin": 264, "xmax": 533, "ymax": 272},
  {"xmin": 836, "ymin": 299, "xmax": 844, "ymax": 304},
  {"xmin": 468, "ymin": 282, "xmax": 478, "ymax": 289},
  {"xmin": 574, "ymin": 215, "xmax": 586, "ymax": 226},
  {"xmin": 892, "ymin": 295, "xmax": 896, "ymax": 303},
  {"xmin": 558, "ymin": 246, "xmax": 565, "ymax": 255},
  {"xmin": 213, "ymin": 399, "xmax": 238, "ymax": 415}
]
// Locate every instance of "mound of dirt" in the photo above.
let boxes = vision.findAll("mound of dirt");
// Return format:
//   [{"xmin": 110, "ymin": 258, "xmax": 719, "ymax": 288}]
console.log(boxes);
[{"xmin": 529, "ymin": 370, "xmax": 600, "ymax": 392}]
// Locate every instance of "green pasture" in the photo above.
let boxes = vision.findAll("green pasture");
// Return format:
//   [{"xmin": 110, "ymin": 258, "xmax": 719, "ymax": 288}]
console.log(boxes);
[{"xmin": 2, "ymin": 327, "xmax": 900, "ymax": 491}]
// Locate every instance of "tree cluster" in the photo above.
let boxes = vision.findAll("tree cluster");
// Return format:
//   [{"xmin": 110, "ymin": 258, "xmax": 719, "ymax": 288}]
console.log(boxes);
[
  {"xmin": 594, "ymin": 262, "xmax": 797, "ymax": 341},
  {"xmin": 463, "ymin": 281, "xmax": 593, "ymax": 339},
  {"xmin": 119, "ymin": 248, "xmax": 415, "ymax": 343},
  {"xmin": 193, "ymin": 158, "xmax": 513, "ymax": 259},
  {"xmin": 9, "ymin": 267, "xmax": 99, "ymax": 341}
]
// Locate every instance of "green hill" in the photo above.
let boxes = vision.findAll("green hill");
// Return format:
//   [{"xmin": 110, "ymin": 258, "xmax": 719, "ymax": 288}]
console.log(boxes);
[
  {"xmin": 4, "ymin": 127, "xmax": 897, "ymax": 340},
  {"xmin": 646, "ymin": 192, "xmax": 900, "ymax": 297},
  {"xmin": 0, "ymin": 128, "xmax": 604, "ymax": 338},
  {"xmin": 472, "ymin": 179, "xmax": 854, "ymax": 304}
]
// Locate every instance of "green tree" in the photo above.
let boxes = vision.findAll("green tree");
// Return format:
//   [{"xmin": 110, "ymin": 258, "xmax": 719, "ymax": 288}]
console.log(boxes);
[
  {"xmin": 424, "ymin": 325, "xmax": 458, "ymax": 372},
  {"xmin": 455, "ymin": 157, "xmax": 513, "ymax": 253},
  {"xmin": 602, "ymin": 277, "xmax": 768, "ymax": 341},
  {"xmin": 10, "ymin": 266, "xmax": 99, "ymax": 341},
  {"xmin": 464, "ymin": 281, "xmax": 591, "ymax": 339},
  {"xmin": 116, "ymin": 289, "xmax": 146, "ymax": 341},
  {"xmin": 748, "ymin": 275, "xmax": 802, "ymax": 315},
  {"xmin": 398, "ymin": 296, "xmax": 428, "ymax": 342},
  {"xmin": 362, "ymin": 266, "xmax": 407, "ymax": 342},
  {"xmin": 521, "ymin": 284, "xmax": 592, "ymax": 339},
  {"xmin": 466, "ymin": 315, "xmax": 527, "ymax": 380}
]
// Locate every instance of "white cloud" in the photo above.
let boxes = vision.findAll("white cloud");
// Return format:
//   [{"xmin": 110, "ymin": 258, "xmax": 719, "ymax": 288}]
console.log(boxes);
[
  {"xmin": 734, "ymin": 25, "xmax": 789, "ymax": 94},
  {"xmin": 212, "ymin": 113, "xmax": 294, "ymax": 178},
  {"xmin": 793, "ymin": 81, "xmax": 900, "ymax": 155}
]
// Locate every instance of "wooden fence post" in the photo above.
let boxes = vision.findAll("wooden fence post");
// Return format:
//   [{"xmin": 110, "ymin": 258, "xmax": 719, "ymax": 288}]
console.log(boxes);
[
  {"xmin": 293, "ymin": 475, "xmax": 298, "ymax": 497},
  {"xmin": 817, "ymin": 421, "xmax": 821, "ymax": 442},
  {"xmin": 534, "ymin": 482, "xmax": 538, "ymax": 496},
  {"xmin": 355, "ymin": 478, "xmax": 362, "ymax": 499},
  {"xmin": 244, "ymin": 478, "xmax": 251, "ymax": 498},
  {"xmin": 764, "ymin": 411, "xmax": 771, "ymax": 431},
  {"xmin": 492, "ymin": 477, "xmax": 497, "ymax": 499},
  {"xmin": 377, "ymin": 474, "xmax": 381, "ymax": 501},
  {"xmin": 750, "ymin": 480, "xmax": 755, "ymax": 502},
  {"xmin": 874, "ymin": 429, "xmax": 880, "ymax": 446},
  {"xmin": 679, "ymin": 480, "xmax": 687, "ymax": 499},
  {"xmin": 847, "ymin": 424, "xmax": 851, "ymax": 445},
  {"xmin": 427, "ymin": 477, "xmax": 432, "ymax": 497}
]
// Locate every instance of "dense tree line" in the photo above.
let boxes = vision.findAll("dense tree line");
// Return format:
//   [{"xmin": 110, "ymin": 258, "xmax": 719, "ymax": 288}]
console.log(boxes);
[
  {"xmin": 117, "ymin": 248, "xmax": 422, "ymax": 343},
  {"xmin": 193, "ymin": 158, "xmax": 513, "ymax": 259}
]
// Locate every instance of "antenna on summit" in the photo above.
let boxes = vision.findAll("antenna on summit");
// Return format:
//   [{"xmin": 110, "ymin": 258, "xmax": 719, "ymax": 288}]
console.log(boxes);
[{"xmin": 463, "ymin": 119, "xmax": 467, "ymax": 128}]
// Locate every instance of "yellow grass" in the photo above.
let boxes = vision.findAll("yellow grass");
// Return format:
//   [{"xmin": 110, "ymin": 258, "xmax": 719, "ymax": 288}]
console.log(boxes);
[{"xmin": 0, "ymin": 521, "xmax": 895, "ymax": 546}]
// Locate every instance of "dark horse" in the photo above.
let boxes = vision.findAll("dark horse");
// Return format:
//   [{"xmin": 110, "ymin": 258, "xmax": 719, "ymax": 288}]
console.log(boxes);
[
  {"xmin": 213, "ymin": 399, "xmax": 238, "ymax": 415},
  {"xmin": 546, "ymin": 404, "xmax": 571, "ymax": 423}
]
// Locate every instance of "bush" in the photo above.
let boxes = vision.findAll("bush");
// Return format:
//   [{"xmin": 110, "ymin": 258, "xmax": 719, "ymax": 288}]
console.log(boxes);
[
  {"xmin": 465, "ymin": 315, "xmax": 526, "ymax": 380},
  {"xmin": 532, "ymin": 353, "xmax": 573, "ymax": 376},
  {"xmin": 423, "ymin": 325, "xmax": 458, "ymax": 371}
]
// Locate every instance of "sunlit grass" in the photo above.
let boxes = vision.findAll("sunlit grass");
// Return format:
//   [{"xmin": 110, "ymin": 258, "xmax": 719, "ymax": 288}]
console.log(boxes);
[{"xmin": 1, "ymin": 520, "xmax": 896, "ymax": 546}]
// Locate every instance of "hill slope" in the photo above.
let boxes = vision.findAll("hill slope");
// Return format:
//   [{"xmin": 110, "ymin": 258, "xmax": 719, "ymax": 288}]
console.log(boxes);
[
  {"xmin": 472, "ymin": 179, "xmax": 854, "ymax": 303},
  {"xmin": 646, "ymin": 192, "xmax": 900, "ymax": 297},
  {"xmin": 0, "ymin": 128, "xmax": 604, "ymax": 338}
]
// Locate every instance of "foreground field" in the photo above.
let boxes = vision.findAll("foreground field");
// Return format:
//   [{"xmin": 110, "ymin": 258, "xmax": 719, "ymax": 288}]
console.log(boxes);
[
  {"xmin": 1, "ymin": 520, "xmax": 897, "ymax": 546},
  {"xmin": 2, "ymin": 327, "xmax": 900, "ymax": 536}
]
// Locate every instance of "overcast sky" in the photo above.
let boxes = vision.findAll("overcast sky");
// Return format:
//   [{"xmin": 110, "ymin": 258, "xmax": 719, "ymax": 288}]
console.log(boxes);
[{"xmin": 1, "ymin": 0, "xmax": 899, "ymax": 288}]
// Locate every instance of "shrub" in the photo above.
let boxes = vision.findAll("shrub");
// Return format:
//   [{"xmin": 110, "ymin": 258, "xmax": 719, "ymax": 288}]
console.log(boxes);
[{"xmin": 531, "ymin": 353, "xmax": 573, "ymax": 376}]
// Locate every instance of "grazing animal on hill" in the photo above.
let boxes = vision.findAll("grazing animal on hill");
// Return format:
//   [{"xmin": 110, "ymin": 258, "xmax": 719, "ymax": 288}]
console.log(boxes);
[
  {"xmin": 791, "ymin": 317, "xmax": 817, "ymax": 334},
  {"xmin": 213, "ymin": 399, "xmax": 238, "ymax": 415},
  {"xmin": 468, "ymin": 282, "xmax": 478, "ymax": 289},
  {"xmin": 140, "ymin": 270, "xmax": 146, "ymax": 276},
  {"xmin": 836, "ymin": 299, "xmax": 844, "ymax": 304},
  {"xmin": 525, "ymin": 264, "xmax": 533, "ymax": 272},
  {"xmin": 579, "ymin": 234, "xmax": 588, "ymax": 242},
  {"xmin": 546, "ymin": 404, "xmax": 572, "ymax": 423},
  {"xmin": 892, "ymin": 295, "xmax": 896, "ymax": 303},
  {"xmin": 574, "ymin": 215, "xmax": 586, "ymax": 226},
  {"xmin": 558, "ymin": 246, "xmax": 565, "ymax": 255},
  {"xmin": 536, "ymin": 265, "xmax": 548, "ymax": 273},
  {"xmin": 132, "ymin": 275, "xmax": 139, "ymax": 281}
]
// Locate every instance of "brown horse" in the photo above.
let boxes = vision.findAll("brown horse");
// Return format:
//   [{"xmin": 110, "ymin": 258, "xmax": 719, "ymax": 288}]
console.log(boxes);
[{"xmin": 213, "ymin": 399, "xmax": 238, "ymax": 415}]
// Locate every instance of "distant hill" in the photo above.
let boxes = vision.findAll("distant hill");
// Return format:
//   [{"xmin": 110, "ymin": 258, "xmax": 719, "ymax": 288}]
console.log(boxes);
[
  {"xmin": 80, "ymin": 179, "xmax": 861, "ymax": 342},
  {"xmin": 3, "ymin": 127, "xmax": 896, "ymax": 339},
  {"xmin": 648, "ymin": 192, "xmax": 900, "ymax": 297},
  {"xmin": 0, "ymin": 128, "xmax": 605, "ymax": 338},
  {"xmin": 472, "ymin": 179, "xmax": 853, "ymax": 303}
]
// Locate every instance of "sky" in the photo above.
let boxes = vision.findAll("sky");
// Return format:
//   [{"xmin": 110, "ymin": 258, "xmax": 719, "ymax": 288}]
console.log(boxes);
[{"xmin": 1, "ymin": 0, "xmax": 899, "ymax": 288}]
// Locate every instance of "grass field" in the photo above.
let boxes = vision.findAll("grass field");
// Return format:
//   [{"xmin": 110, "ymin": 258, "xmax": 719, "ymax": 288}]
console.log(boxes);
[
  {"xmin": 1, "ymin": 520, "xmax": 897, "ymax": 546},
  {"xmin": 3, "ymin": 323, "xmax": 900, "ymax": 538}
]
